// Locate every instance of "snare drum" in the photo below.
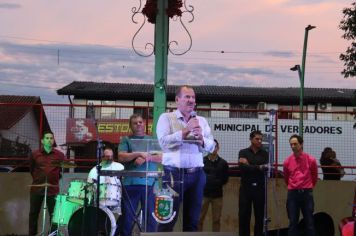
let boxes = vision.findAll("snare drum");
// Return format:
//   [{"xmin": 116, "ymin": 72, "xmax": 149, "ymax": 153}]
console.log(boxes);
[
  {"xmin": 98, "ymin": 183, "xmax": 121, "ymax": 207},
  {"xmin": 52, "ymin": 194, "xmax": 80, "ymax": 225},
  {"xmin": 67, "ymin": 179, "xmax": 93, "ymax": 205}
]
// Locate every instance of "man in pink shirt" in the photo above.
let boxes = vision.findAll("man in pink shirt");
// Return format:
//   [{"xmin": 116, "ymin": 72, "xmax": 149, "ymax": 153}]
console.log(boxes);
[{"xmin": 283, "ymin": 134, "xmax": 318, "ymax": 236}]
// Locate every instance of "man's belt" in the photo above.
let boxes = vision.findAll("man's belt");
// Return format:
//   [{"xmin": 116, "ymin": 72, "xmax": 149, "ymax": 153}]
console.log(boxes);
[
  {"xmin": 100, "ymin": 170, "xmax": 163, "ymax": 178},
  {"xmin": 164, "ymin": 166, "xmax": 202, "ymax": 174},
  {"xmin": 289, "ymin": 188, "xmax": 312, "ymax": 193}
]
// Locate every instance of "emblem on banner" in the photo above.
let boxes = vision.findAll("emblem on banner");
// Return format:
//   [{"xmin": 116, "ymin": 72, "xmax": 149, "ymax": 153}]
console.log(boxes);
[{"xmin": 152, "ymin": 193, "xmax": 176, "ymax": 223}]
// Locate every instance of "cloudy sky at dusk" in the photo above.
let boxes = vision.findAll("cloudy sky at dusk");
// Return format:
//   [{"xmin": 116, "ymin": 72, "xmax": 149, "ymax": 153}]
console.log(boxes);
[{"xmin": 0, "ymin": 0, "xmax": 355, "ymax": 103}]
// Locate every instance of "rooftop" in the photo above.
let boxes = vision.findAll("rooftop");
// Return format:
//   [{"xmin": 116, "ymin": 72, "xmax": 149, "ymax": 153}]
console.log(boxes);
[{"xmin": 57, "ymin": 81, "xmax": 356, "ymax": 105}]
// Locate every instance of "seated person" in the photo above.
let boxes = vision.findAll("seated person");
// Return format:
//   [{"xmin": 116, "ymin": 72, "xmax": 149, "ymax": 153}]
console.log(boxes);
[{"xmin": 87, "ymin": 146, "xmax": 124, "ymax": 213}]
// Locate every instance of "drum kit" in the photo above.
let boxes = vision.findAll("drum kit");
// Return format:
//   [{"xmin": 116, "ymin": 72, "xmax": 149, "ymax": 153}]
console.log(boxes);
[
  {"xmin": 54, "ymin": 178, "xmax": 120, "ymax": 236},
  {"xmin": 30, "ymin": 161, "xmax": 121, "ymax": 236}
]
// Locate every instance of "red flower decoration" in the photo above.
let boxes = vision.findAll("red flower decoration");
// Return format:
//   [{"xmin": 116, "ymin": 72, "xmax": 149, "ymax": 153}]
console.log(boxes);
[
  {"xmin": 166, "ymin": 0, "xmax": 183, "ymax": 18},
  {"xmin": 142, "ymin": 0, "xmax": 183, "ymax": 24},
  {"xmin": 142, "ymin": 0, "xmax": 158, "ymax": 23}
]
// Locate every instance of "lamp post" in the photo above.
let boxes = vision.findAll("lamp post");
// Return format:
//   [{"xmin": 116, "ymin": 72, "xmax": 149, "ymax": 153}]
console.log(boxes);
[
  {"xmin": 290, "ymin": 64, "xmax": 303, "ymax": 137},
  {"xmin": 290, "ymin": 24, "xmax": 316, "ymax": 138}
]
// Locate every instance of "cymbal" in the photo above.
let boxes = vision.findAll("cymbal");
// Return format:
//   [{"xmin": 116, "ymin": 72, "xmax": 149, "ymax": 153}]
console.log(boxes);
[
  {"xmin": 51, "ymin": 161, "xmax": 77, "ymax": 168},
  {"xmin": 28, "ymin": 183, "xmax": 58, "ymax": 187}
]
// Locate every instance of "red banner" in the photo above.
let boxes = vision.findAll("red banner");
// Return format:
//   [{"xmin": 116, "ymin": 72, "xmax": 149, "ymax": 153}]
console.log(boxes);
[{"xmin": 66, "ymin": 118, "xmax": 152, "ymax": 144}]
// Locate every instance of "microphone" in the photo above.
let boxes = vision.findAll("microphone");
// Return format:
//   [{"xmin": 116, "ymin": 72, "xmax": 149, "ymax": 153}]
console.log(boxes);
[
  {"xmin": 190, "ymin": 111, "xmax": 197, "ymax": 118},
  {"xmin": 187, "ymin": 111, "xmax": 199, "ymax": 140}
]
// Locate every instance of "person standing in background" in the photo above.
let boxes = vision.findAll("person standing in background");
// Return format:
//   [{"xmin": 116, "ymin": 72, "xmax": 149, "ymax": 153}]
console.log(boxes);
[
  {"xmin": 29, "ymin": 131, "xmax": 65, "ymax": 236},
  {"xmin": 283, "ymin": 134, "xmax": 318, "ymax": 236},
  {"xmin": 198, "ymin": 139, "xmax": 229, "ymax": 232},
  {"xmin": 238, "ymin": 130, "xmax": 268, "ymax": 236}
]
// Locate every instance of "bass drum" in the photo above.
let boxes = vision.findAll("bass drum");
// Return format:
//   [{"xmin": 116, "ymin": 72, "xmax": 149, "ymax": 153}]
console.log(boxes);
[{"xmin": 67, "ymin": 206, "xmax": 116, "ymax": 236}]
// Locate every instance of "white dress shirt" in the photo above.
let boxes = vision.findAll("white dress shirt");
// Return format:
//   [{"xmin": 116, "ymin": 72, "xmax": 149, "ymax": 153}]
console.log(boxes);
[{"xmin": 156, "ymin": 110, "xmax": 215, "ymax": 168}]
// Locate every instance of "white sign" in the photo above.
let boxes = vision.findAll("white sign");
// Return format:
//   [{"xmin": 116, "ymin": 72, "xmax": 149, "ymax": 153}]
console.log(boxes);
[{"xmin": 208, "ymin": 117, "xmax": 356, "ymax": 180}]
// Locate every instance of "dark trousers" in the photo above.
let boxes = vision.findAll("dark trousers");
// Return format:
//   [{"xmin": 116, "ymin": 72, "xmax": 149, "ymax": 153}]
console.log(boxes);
[
  {"xmin": 286, "ymin": 189, "xmax": 315, "ymax": 236},
  {"xmin": 118, "ymin": 185, "xmax": 157, "ymax": 236},
  {"xmin": 29, "ymin": 193, "xmax": 56, "ymax": 236},
  {"xmin": 238, "ymin": 184, "xmax": 265, "ymax": 236},
  {"xmin": 157, "ymin": 167, "xmax": 206, "ymax": 232}
]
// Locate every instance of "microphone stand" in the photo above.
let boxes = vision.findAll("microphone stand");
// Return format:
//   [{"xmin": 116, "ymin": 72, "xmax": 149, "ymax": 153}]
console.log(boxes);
[
  {"xmin": 264, "ymin": 109, "xmax": 276, "ymax": 236},
  {"xmin": 81, "ymin": 184, "xmax": 90, "ymax": 236},
  {"xmin": 95, "ymin": 134, "xmax": 102, "ymax": 236},
  {"xmin": 87, "ymin": 103, "xmax": 103, "ymax": 236}
]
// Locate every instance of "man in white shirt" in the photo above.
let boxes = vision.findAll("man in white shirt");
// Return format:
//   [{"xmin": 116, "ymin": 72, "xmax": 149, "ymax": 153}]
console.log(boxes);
[
  {"xmin": 88, "ymin": 146, "xmax": 124, "ymax": 185},
  {"xmin": 87, "ymin": 146, "xmax": 124, "ymax": 211},
  {"xmin": 156, "ymin": 85, "xmax": 215, "ymax": 232}
]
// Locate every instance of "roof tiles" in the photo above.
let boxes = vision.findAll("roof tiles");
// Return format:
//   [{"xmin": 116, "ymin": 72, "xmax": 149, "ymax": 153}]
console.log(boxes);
[{"xmin": 57, "ymin": 81, "xmax": 356, "ymax": 105}]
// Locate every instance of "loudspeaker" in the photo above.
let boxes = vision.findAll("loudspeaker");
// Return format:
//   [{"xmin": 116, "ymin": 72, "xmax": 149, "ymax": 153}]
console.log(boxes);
[{"xmin": 140, "ymin": 233, "xmax": 237, "ymax": 236}]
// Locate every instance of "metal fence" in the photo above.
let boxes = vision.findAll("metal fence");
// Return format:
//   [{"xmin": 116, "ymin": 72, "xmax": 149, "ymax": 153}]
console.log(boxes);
[{"xmin": 0, "ymin": 103, "xmax": 355, "ymax": 180}]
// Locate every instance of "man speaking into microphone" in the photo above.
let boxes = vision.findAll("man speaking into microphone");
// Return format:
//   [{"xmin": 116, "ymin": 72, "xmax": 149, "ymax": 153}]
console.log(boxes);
[{"xmin": 156, "ymin": 85, "xmax": 215, "ymax": 232}]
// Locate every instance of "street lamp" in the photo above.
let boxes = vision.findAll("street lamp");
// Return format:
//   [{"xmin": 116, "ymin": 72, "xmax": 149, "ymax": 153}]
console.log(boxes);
[
  {"xmin": 291, "ymin": 25, "xmax": 316, "ymax": 138},
  {"xmin": 290, "ymin": 65, "xmax": 303, "ymax": 136}
]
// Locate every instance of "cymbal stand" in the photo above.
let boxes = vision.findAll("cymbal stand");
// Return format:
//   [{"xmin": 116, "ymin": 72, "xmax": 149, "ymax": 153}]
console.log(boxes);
[
  {"xmin": 81, "ymin": 183, "xmax": 90, "ymax": 236},
  {"xmin": 87, "ymin": 103, "xmax": 102, "ymax": 235},
  {"xmin": 52, "ymin": 166, "xmax": 66, "ymax": 235},
  {"xmin": 38, "ymin": 177, "xmax": 49, "ymax": 236}
]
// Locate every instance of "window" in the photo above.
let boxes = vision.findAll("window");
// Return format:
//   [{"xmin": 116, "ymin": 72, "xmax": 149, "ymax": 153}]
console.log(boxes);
[
  {"xmin": 133, "ymin": 101, "xmax": 153, "ymax": 119},
  {"xmin": 133, "ymin": 107, "xmax": 153, "ymax": 119},
  {"xmin": 86, "ymin": 100, "xmax": 101, "ymax": 119},
  {"xmin": 332, "ymin": 106, "xmax": 347, "ymax": 121},
  {"xmin": 229, "ymin": 104, "xmax": 257, "ymax": 118},
  {"xmin": 278, "ymin": 105, "xmax": 292, "ymax": 119},
  {"xmin": 101, "ymin": 101, "xmax": 116, "ymax": 119},
  {"xmin": 278, "ymin": 105, "xmax": 307, "ymax": 120},
  {"xmin": 351, "ymin": 108, "xmax": 356, "ymax": 121},
  {"xmin": 291, "ymin": 105, "xmax": 308, "ymax": 119},
  {"xmin": 196, "ymin": 103, "xmax": 211, "ymax": 117}
]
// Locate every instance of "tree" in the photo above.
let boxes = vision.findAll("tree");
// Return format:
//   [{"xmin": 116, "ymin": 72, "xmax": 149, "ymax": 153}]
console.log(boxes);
[{"xmin": 339, "ymin": 2, "xmax": 356, "ymax": 78}]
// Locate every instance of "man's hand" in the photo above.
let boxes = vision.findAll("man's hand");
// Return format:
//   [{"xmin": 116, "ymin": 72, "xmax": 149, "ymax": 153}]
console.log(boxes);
[
  {"xmin": 187, "ymin": 117, "xmax": 200, "ymax": 131},
  {"xmin": 137, "ymin": 152, "xmax": 149, "ymax": 160},
  {"xmin": 184, "ymin": 118, "xmax": 203, "ymax": 142},
  {"xmin": 134, "ymin": 157, "xmax": 146, "ymax": 166},
  {"xmin": 259, "ymin": 164, "xmax": 269, "ymax": 171},
  {"xmin": 147, "ymin": 152, "xmax": 162, "ymax": 163},
  {"xmin": 239, "ymin": 157, "xmax": 249, "ymax": 165},
  {"xmin": 192, "ymin": 127, "xmax": 203, "ymax": 140}
]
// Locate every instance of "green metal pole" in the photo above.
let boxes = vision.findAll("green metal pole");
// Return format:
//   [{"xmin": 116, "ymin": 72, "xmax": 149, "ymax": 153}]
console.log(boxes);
[
  {"xmin": 152, "ymin": 0, "xmax": 169, "ymax": 136},
  {"xmin": 299, "ymin": 25, "xmax": 315, "ymax": 138}
]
